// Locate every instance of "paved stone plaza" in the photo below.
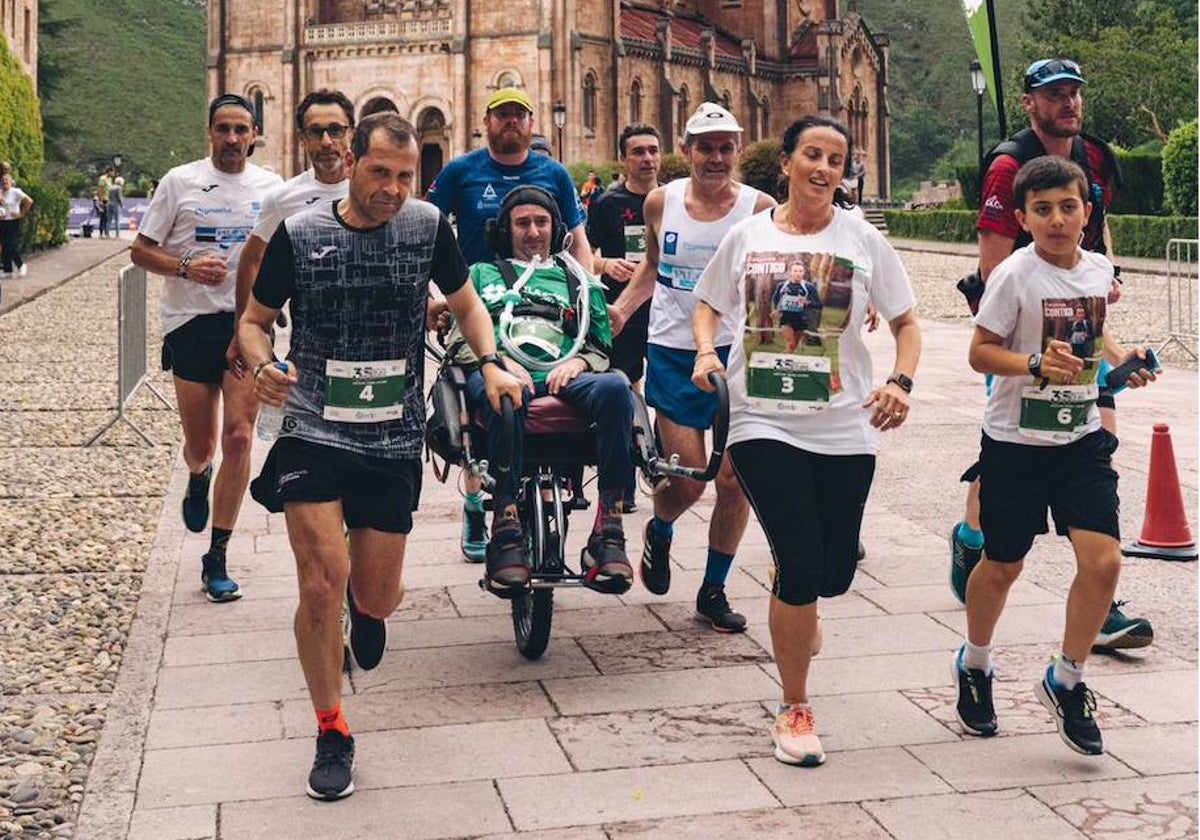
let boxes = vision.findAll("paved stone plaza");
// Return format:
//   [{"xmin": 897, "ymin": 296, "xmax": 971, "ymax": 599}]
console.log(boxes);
[{"xmin": 1, "ymin": 239, "xmax": 1195, "ymax": 839}]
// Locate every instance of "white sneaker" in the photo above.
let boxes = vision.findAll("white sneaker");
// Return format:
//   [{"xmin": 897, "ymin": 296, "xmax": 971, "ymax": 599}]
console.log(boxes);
[
  {"xmin": 772, "ymin": 702, "xmax": 825, "ymax": 766},
  {"xmin": 17, "ymin": 264, "xmax": 26, "ymax": 277}
]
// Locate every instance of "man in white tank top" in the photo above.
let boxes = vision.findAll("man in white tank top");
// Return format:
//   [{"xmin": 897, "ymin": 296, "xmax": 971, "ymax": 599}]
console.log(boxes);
[{"xmin": 612, "ymin": 103, "xmax": 776, "ymax": 632}]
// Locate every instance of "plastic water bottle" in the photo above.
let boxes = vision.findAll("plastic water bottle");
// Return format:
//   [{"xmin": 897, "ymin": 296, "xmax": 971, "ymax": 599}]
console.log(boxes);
[{"xmin": 256, "ymin": 362, "xmax": 291, "ymax": 442}]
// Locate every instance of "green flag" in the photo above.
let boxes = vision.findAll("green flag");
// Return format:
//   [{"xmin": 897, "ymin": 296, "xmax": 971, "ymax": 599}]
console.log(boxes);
[{"xmin": 962, "ymin": 0, "xmax": 1007, "ymax": 136}]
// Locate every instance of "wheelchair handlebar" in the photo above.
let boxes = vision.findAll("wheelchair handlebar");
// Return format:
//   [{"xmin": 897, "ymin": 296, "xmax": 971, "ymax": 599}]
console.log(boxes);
[{"xmin": 646, "ymin": 371, "xmax": 729, "ymax": 483}]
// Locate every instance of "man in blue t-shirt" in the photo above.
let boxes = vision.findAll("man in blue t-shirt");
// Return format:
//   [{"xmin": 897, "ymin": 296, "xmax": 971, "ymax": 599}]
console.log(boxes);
[
  {"xmin": 427, "ymin": 87, "xmax": 591, "ymax": 266},
  {"xmin": 428, "ymin": 87, "xmax": 594, "ymax": 564}
]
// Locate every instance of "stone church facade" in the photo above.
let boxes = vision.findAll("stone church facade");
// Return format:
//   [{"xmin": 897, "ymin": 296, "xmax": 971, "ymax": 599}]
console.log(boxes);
[{"xmin": 208, "ymin": 0, "xmax": 892, "ymax": 197}]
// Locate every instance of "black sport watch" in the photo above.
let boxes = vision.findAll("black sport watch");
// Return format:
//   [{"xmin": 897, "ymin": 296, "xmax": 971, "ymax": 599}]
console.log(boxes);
[
  {"xmin": 1028, "ymin": 353, "xmax": 1044, "ymax": 378},
  {"xmin": 886, "ymin": 373, "xmax": 913, "ymax": 394},
  {"xmin": 478, "ymin": 352, "xmax": 506, "ymax": 371}
]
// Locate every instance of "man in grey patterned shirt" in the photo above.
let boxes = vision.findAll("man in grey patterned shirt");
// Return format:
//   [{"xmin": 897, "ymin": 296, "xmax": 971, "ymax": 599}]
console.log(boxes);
[{"xmin": 239, "ymin": 112, "xmax": 522, "ymax": 802}]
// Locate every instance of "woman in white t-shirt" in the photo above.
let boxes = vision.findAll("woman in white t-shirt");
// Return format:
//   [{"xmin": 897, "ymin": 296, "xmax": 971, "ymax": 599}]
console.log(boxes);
[
  {"xmin": 691, "ymin": 115, "xmax": 922, "ymax": 767},
  {"xmin": 0, "ymin": 172, "xmax": 33, "ymax": 276}
]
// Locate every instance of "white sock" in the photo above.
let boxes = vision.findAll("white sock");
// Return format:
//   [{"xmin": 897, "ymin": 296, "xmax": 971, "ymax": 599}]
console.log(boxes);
[
  {"xmin": 1052, "ymin": 654, "xmax": 1084, "ymax": 690},
  {"xmin": 962, "ymin": 640, "xmax": 992, "ymax": 673}
]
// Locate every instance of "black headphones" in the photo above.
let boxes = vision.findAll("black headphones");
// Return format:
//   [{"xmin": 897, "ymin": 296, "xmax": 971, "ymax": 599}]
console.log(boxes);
[{"xmin": 485, "ymin": 185, "xmax": 567, "ymax": 258}]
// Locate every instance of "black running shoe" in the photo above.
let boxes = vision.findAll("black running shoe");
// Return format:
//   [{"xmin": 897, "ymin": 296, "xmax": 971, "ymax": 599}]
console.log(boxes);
[
  {"xmin": 623, "ymin": 486, "xmax": 638, "ymax": 515},
  {"xmin": 485, "ymin": 515, "xmax": 530, "ymax": 595},
  {"xmin": 182, "ymin": 466, "xmax": 213, "ymax": 533},
  {"xmin": 200, "ymin": 552, "xmax": 242, "ymax": 603},
  {"xmin": 1036, "ymin": 666, "xmax": 1103, "ymax": 755},
  {"xmin": 695, "ymin": 583, "xmax": 747, "ymax": 633},
  {"xmin": 346, "ymin": 585, "xmax": 386, "ymax": 671},
  {"xmin": 306, "ymin": 729, "xmax": 355, "ymax": 801},
  {"xmin": 952, "ymin": 646, "xmax": 997, "ymax": 736},
  {"xmin": 855, "ymin": 541, "xmax": 866, "ymax": 562},
  {"xmin": 275, "ymin": 310, "xmax": 289, "ymax": 329},
  {"xmin": 1093, "ymin": 600, "xmax": 1154, "ymax": 651},
  {"xmin": 949, "ymin": 523, "xmax": 983, "ymax": 605},
  {"xmin": 581, "ymin": 524, "xmax": 633, "ymax": 594},
  {"xmin": 640, "ymin": 520, "xmax": 672, "ymax": 595}
]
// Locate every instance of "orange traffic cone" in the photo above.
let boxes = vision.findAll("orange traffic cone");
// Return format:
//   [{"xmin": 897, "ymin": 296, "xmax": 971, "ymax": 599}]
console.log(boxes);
[{"xmin": 1123, "ymin": 423, "xmax": 1198, "ymax": 561}]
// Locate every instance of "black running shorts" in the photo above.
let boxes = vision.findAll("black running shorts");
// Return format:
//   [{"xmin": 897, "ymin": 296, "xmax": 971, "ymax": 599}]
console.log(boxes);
[
  {"xmin": 268, "ymin": 436, "xmax": 422, "ymax": 534},
  {"xmin": 162, "ymin": 312, "xmax": 234, "ymax": 384},
  {"xmin": 978, "ymin": 429, "xmax": 1120, "ymax": 562}
]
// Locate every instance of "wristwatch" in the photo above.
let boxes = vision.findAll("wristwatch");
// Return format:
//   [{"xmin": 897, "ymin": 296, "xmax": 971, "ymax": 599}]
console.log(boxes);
[
  {"xmin": 176, "ymin": 254, "xmax": 191, "ymax": 278},
  {"xmin": 478, "ymin": 352, "xmax": 506, "ymax": 371},
  {"xmin": 886, "ymin": 373, "xmax": 913, "ymax": 394},
  {"xmin": 1027, "ymin": 353, "xmax": 1044, "ymax": 378}
]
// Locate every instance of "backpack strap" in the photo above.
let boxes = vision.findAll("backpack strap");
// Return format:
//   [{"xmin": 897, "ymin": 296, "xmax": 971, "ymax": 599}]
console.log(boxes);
[{"xmin": 493, "ymin": 258, "xmax": 520, "ymax": 289}]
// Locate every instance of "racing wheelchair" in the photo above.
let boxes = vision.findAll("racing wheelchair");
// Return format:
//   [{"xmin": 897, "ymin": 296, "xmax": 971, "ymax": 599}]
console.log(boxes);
[{"xmin": 425, "ymin": 341, "xmax": 729, "ymax": 660}]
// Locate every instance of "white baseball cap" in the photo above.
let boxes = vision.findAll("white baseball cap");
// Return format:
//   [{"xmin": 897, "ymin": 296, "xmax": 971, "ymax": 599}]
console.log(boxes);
[{"xmin": 684, "ymin": 103, "xmax": 742, "ymax": 137}]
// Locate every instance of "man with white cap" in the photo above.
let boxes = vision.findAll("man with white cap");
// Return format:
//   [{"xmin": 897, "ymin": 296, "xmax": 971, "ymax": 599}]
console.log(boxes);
[{"xmin": 612, "ymin": 103, "xmax": 775, "ymax": 631}]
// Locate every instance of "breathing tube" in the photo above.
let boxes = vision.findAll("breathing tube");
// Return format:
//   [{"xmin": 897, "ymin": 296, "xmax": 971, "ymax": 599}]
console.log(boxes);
[{"xmin": 496, "ymin": 239, "xmax": 597, "ymax": 371}]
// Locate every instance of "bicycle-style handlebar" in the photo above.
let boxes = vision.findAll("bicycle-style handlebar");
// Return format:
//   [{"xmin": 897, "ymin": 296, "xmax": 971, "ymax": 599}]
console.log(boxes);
[{"xmin": 644, "ymin": 371, "xmax": 729, "ymax": 483}]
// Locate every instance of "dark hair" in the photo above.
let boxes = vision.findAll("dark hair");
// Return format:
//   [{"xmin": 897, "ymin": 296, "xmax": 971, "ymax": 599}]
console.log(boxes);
[
  {"xmin": 295, "ymin": 89, "xmax": 355, "ymax": 132},
  {"xmin": 780, "ymin": 115, "xmax": 853, "ymax": 178},
  {"xmin": 208, "ymin": 93, "xmax": 256, "ymax": 128},
  {"xmin": 359, "ymin": 96, "xmax": 400, "ymax": 119},
  {"xmin": 618, "ymin": 123, "xmax": 661, "ymax": 157},
  {"xmin": 1013, "ymin": 156, "xmax": 1089, "ymax": 209},
  {"xmin": 486, "ymin": 185, "xmax": 567, "ymax": 258},
  {"xmin": 350, "ymin": 112, "xmax": 416, "ymax": 159}
]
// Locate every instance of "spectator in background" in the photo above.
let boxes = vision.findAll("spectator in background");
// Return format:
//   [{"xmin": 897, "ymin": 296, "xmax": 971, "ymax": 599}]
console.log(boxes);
[
  {"xmin": 108, "ymin": 175, "xmax": 125, "ymax": 236},
  {"xmin": 851, "ymin": 151, "xmax": 867, "ymax": 204},
  {"xmin": 0, "ymin": 172, "xmax": 33, "ymax": 277},
  {"xmin": 530, "ymin": 135, "xmax": 553, "ymax": 157},
  {"xmin": 580, "ymin": 170, "xmax": 604, "ymax": 211}
]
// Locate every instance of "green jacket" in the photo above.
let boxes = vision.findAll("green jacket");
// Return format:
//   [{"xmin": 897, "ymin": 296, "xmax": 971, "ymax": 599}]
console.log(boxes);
[{"xmin": 449, "ymin": 259, "xmax": 612, "ymax": 385}]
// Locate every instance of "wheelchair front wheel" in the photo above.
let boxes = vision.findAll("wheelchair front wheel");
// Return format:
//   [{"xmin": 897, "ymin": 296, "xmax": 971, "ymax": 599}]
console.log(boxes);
[{"xmin": 512, "ymin": 476, "xmax": 557, "ymax": 660}]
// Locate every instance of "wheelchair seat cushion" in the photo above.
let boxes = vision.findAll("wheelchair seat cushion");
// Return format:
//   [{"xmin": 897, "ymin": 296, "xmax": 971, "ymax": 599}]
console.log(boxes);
[{"xmin": 472, "ymin": 395, "xmax": 594, "ymax": 436}]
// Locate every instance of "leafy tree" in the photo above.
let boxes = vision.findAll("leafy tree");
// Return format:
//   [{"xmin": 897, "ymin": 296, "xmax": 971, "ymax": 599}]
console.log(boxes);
[
  {"xmin": 0, "ymin": 33, "xmax": 44, "ymax": 180},
  {"xmin": 740, "ymin": 139, "xmax": 783, "ymax": 199},
  {"xmin": 37, "ymin": 0, "xmax": 79, "ymax": 161},
  {"xmin": 1162, "ymin": 120, "xmax": 1197, "ymax": 216}
]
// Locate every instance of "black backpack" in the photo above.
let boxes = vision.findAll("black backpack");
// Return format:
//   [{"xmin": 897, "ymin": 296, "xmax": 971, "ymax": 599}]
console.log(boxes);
[{"xmin": 980, "ymin": 127, "xmax": 1123, "ymax": 255}]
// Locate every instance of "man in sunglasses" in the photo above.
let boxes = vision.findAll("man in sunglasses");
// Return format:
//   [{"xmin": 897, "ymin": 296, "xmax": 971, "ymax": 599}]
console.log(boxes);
[
  {"xmin": 949, "ymin": 59, "xmax": 1150, "ymax": 653},
  {"xmin": 230, "ymin": 89, "xmax": 356, "ymax": 370},
  {"xmin": 131, "ymin": 93, "xmax": 283, "ymax": 602}
]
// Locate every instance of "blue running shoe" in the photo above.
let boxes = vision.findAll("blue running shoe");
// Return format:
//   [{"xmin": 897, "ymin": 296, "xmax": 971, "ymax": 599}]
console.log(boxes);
[
  {"xmin": 200, "ymin": 552, "xmax": 242, "ymax": 602},
  {"xmin": 461, "ymin": 505, "xmax": 487, "ymax": 563},
  {"xmin": 950, "ymin": 523, "xmax": 982, "ymax": 604}
]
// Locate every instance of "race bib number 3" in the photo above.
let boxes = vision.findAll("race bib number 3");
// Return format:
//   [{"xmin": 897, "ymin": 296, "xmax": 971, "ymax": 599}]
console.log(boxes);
[
  {"xmin": 324, "ymin": 359, "xmax": 407, "ymax": 423},
  {"xmin": 1018, "ymin": 384, "xmax": 1096, "ymax": 443},
  {"xmin": 746, "ymin": 352, "xmax": 831, "ymax": 413}
]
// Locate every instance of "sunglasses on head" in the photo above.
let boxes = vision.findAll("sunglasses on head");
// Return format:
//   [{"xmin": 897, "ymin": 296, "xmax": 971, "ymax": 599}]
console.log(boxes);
[
  {"xmin": 1024, "ymin": 59, "xmax": 1084, "ymax": 90},
  {"xmin": 302, "ymin": 124, "xmax": 350, "ymax": 140}
]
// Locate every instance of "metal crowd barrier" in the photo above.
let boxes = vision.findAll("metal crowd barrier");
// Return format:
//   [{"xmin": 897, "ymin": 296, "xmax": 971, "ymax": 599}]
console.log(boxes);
[
  {"xmin": 86, "ymin": 264, "xmax": 173, "ymax": 446},
  {"xmin": 1159, "ymin": 238, "xmax": 1199, "ymax": 361}
]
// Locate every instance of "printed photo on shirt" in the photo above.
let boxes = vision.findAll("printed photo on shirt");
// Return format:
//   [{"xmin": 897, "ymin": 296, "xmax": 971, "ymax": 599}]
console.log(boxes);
[
  {"xmin": 741, "ymin": 251, "xmax": 855, "ymax": 413},
  {"xmin": 1041, "ymin": 296, "xmax": 1106, "ymax": 385}
]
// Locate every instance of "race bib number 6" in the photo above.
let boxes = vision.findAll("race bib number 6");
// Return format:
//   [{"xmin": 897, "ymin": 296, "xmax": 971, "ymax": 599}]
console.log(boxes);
[
  {"xmin": 324, "ymin": 359, "xmax": 407, "ymax": 423},
  {"xmin": 1018, "ymin": 384, "xmax": 1096, "ymax": 443}
]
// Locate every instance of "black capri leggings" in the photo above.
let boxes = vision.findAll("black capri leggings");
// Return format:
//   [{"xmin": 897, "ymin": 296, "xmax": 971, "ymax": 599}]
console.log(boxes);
[{"xmin": 729, "ymin": 438, "xmax": 875, "ymax": 606}]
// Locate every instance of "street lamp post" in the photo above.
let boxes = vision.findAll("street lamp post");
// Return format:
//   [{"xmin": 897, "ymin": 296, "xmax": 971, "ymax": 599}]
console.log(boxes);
[
  {"xmin": 113, "ymin": 153, "xmax": 122, "ymax": 171},
  {"xmin": 552, "ymin": 100, "xmax": 566, "ymax": 162},
  {"xmin": 969, "ymin": 60, "xmax": 987, "ymax": 182}
]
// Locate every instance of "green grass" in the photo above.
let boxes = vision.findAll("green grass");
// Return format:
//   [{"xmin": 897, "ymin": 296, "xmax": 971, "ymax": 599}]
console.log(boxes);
[{"xmin": 39, "ymin": 0, "xmax": 207, "ymax": 181}]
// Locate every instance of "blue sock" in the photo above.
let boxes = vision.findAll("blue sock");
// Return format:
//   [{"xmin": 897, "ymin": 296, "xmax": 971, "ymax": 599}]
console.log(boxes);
[
  {"xmin": 703, "ymin": 548, "xmax": 735, "ymax": 587},
  {"xmin": 956, "ymin": 522, "xmax": 985, "ymax": 549},
  {"xmin": 464, "ymin": 492, "xmax": 484, "ymax": 513},
  {"xmin": 649, "ymin": 516, "xmax": 674, "ymax": 540}
]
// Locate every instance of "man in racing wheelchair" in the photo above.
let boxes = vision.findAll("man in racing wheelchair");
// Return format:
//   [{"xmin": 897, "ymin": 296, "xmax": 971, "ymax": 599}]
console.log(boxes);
[{"xmin": 444, "ymin": 185, "xmax": 636, "ymax": 596}]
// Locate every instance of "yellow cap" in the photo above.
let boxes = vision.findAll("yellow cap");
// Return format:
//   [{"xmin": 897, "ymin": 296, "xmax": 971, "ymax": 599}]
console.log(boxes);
[{"xmin": 486, "ymin": 87, "xmax": 534, "ymax": 114}]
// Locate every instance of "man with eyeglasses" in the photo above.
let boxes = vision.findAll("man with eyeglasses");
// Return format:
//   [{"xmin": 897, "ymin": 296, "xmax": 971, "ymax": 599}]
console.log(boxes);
[
  {"xmin": 132, "ymin": 93, "xmax": 282, "ymax": 602},
  {"xmin": 426, "ymin": 87, "xmax": 593, "ymax": 564},
  {"xmin": 949, "ymin": 59, "xmax": 1151, "ymax": 653},
  {"xmin": 230, "ymin": 90, "xmax": 356, "ymax": 371}
]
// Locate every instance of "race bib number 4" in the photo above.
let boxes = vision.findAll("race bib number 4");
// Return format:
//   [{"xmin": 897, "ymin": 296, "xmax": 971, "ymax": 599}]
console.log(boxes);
[
  {"xmin": 1018, "ymin": 384, "xmax": 1096, "ymax": 443},
  {"xmin": 324, "ymin": 359, "xmax": 407, "ymax": 423},
  {"xmin": 746, "ymin": 352, "xmax": 831, "ymax": 413}
]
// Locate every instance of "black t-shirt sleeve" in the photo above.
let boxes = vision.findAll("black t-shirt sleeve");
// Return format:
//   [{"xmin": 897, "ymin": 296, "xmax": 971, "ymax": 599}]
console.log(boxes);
[
  {"xmin": 253, "ymin": 223, "xmax": 296, "ymax": 309},
  {"xmin": 586, "ymin": 192, "xmax": 617, "ymax": 256},
  {"xmin": 431, "ymin": 213, "xmax": 468, "ymax": 296}
]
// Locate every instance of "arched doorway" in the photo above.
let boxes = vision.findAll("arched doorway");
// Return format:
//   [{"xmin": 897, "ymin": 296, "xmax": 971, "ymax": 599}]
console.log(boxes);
[{"xmin": 417, "ymin": 107, "xmax": 447, "ymax": 195}]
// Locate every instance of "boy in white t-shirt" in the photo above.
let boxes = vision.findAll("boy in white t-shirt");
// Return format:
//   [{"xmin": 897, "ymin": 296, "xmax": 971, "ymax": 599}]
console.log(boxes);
[{"xmin": 953, "ymin": 156, "xmax": 1158, "ymax": 756}]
